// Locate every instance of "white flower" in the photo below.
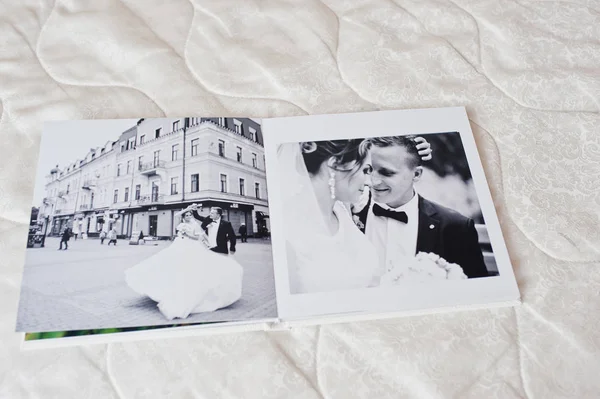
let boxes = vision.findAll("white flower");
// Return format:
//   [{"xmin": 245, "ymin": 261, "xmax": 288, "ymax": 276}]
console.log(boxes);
[
  {"xmin": 352, "ymin": 215, "xmax": 365, "ymax": 230},
  {"xmin": 380, "ymin": 252, "xmax": 467, "ymax": 284}
]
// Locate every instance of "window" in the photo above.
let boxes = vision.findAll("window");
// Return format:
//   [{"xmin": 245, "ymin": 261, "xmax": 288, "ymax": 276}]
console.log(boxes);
[
  {"xmin": 135, "ymin": 184, "xmax": 141, "ymax": 200},
  {"xmin": 171, "ymin": 177, "xmax": 179, "ymax": 195},
  {"xmin": 151, "ymin": 182, "xmax": 159, "ymax": 201},
  {"xmin": 121, "ymin": 144, "xmax": 125, "ymax": 153},
  {"xmin": 153, "ymin": 150, "xmax": 160, "ymax": 167},
  {"xmin": 233, "ymin": 119, "xmax": 242, "ymax": 134},
  {"xmin": 255, "ymin": 182, "xmax": 260, "ymax": 199},
  {"xmin": 236, "ymin": 146, "xmax": 242, "ymax": 162},
  {"xmin": 172, "ymin": 144, "xmax": 179, "ymax": 161},
  {"xmin": 239, "ymin": 178, "xmax": 245, "ymax": 196},
  {"xmin": 117, "ymin": 164, "xmax": 121, "ymax": 176},
  {"xmin": 91, "ymin": 153, "xmax": 96, "ymax": 160},
  {"xmin": 252, "ymin": 153, "xmax": 257, "ymax": 168},
  {"xmin": 218, "ymin": 117, "xmax": 225, "ymax": 126},
  {"xmin": 249, "ymin": 127, "xmax": 256, "ymax": 142},
  {"xmin": 155, "ymin": 128, "xmax": 162, "ymax": 139},
  {"xmin": 138, "ymin": 156, "xmax": 144, "ymax": 170},
  {"xmin": 124, "ymin": 187, "xmax": 129, "ymax": 202},
  {"xmin": 66, "ymin": 184, "xmax": 70, "ymax": 194},
  {"xmin": 220, "ymin": 174, "xmax": 228, "ymax": 193},
  {"xmin": 173, "ymin": 120, "xmax": 180, "ymax": 131},
  {"xmin": 191, "ymin": 174, "xmax": 199, "ymax": 192},
  {"xmin": 191, "ymin": 139, "xmax": 199, "ymax": 156},
  {"xmin": 113, "ymin": 189, "xmax": 118, "ymax": 203},
  {"xmin": 139, "ymin": 135, "xmax": 145, "ymax": 145},
  {"xmin": 127, "ymin": 160, "xmax": 132, "ymax": 174},
  {"xmin": 128, "ymin": 137, "xmax": 135, "ymax": 150},
  {"xmin": 218, "ymin": 140, "xmax": 225, "ymax": 157}
]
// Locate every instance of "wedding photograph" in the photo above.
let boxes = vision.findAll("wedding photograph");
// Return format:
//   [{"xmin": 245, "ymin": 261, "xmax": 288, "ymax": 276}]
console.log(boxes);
[
  {"xmin": 277, "ymin": 132, "xmax": 495, "ymax": 296},
  {"xmin": 17, "ymin": 117, "xmax": 277, "ymax": 333},
  {"xmin": 263, "ymin": 108, "xmax": 517, "ymax": 320}
]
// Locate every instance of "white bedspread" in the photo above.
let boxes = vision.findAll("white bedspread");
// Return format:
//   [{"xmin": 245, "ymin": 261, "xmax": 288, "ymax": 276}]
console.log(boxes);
[{"xmin": 1, "ymin": 1, "xmax": 599, "ymax": 397}]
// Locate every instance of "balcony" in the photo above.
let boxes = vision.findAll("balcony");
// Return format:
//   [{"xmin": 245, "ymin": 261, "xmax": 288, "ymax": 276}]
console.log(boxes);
[
  {"xmin": 57, "ymin": 190, "xmax": 67, "ymax": 198},
  {"xmin": 136, "ymin": 194, "xmax": 165, "ymax": 205},
  {"xmin": 139, "ymin": 161, "xmax": 166, "ymax": 177},
  {"xmin": 82, "ymin": 179, "xmax": 96, "ymax": 190}
]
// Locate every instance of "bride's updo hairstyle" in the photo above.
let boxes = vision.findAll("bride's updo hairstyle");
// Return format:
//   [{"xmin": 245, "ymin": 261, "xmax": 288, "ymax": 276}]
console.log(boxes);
[
  {"xmin": 180, "ymin": 210, "xmax": 192, "ymax": 222},
  {"xmin": 300, "ymin": 139, "xmax": 371, "ymax": 175}
]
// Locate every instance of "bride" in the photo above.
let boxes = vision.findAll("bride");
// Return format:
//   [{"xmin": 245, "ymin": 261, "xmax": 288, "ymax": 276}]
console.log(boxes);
[
  {"xmin": 279, "ymin": 137, "xmax": 431, "ymax": 294},
  {"xmin": 125, "ymin": 207, "xmax": 243, "ymax": 320}
]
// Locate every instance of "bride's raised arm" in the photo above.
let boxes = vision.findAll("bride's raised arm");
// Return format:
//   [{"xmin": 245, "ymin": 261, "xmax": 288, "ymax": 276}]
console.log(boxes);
[{"xmin": 174, "ymin": 203, "xmax": 199, "ymax": 219}]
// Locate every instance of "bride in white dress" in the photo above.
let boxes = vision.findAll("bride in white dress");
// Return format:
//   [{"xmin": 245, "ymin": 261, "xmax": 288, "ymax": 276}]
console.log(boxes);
[
  {"xmin": 279, "ymin": 138, "xmax": 431, "ymax": 294},
  {"xmin": 125, "ymin": 209, "xmax": 243, "ymax": 320},
  {"xmin": 280, "ymin": 140, "xmax": 381, "ymax": 294}
]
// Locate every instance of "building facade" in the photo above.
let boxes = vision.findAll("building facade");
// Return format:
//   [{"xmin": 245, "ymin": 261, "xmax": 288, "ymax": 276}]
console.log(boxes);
[{"xmin": 38, "ymin": 118, "xmax": 269, "ymax": 239}]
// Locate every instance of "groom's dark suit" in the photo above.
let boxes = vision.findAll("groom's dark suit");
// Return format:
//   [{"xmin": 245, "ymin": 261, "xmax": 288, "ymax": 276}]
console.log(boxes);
[
  {"xmin": 191, "ymin": 211, "xmax": 236, "ymax": 255},
  {"xmin": 354, "ymin": 193, "xmax": 489, "ymax": 278}
]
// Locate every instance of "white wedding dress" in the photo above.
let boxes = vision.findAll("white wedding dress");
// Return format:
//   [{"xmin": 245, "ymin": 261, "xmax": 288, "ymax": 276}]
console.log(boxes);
[
  {"xmin": 278, "ymin": 143, "xmax": 382, "ymax": 294},
  {"xmin": 125, "ymin": 221, "xmax": 243, "ymax": 320}
]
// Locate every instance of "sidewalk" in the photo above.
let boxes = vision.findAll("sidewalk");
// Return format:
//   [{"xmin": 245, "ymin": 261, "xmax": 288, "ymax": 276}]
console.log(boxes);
[{"xmin": 16, "ymin": 237, "xmax": 277, "ymax": 332}]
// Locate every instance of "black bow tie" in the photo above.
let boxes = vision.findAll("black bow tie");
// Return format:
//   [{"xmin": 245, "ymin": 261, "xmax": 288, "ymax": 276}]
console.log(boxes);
[{"xmin": 372, "ymin": 203, "xmax": 408, "ymax": 223}]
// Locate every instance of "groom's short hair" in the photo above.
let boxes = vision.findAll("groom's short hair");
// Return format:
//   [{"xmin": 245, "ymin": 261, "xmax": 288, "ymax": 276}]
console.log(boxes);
[
  {"xmin": 212, "ymin": 207, "xmax": 223, "ymax": 216},
  {"xmin": 368, "ymin": 135, "xmax": 422, "ymax": 168}
]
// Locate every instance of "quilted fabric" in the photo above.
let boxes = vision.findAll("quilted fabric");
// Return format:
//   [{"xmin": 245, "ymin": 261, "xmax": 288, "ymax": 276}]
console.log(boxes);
[{"xmin": 1, "ymin": 1, "xmax": 599, "ymax": 397}]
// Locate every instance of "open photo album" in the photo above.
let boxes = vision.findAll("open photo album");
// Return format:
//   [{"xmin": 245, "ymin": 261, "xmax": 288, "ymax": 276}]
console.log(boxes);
[{"xmin": 16, "ymin": 107, "xmax": 520, "ymax": 348}]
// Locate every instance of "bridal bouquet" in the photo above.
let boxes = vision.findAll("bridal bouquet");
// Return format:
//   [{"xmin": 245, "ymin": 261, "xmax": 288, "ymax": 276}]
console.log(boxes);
[
  {"xmin": 380, "ymin": 252, "xmax": 467, "ymax": 285},
  {"xmin": 176, "ymin": 223, "xmax": 193, "ymax": 239}
]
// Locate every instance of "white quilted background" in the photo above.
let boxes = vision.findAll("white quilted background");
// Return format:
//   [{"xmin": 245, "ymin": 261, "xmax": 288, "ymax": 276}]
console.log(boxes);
[{"xmin": 1, "ymin": 0, "xmax": 599, "ymax": 397}]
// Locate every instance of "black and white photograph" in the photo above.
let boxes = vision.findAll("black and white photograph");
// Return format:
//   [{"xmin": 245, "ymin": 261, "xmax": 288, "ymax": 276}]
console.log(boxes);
[
  {"xmin": 263, "ymin": 108, "xmax": 518, "ymax": 320},
  {"xmin": 277, "ymin": 132, "xmax": 494, "ymax": 296},
  {"xmin": 17, "ymin": 117, "xmax": 277, "ymax": 333}
]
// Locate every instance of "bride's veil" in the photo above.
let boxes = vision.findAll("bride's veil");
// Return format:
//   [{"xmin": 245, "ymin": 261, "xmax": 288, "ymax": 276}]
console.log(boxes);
[{"xmin": 276, "ymin": 142, "xmax": 329, "ymax": 244}]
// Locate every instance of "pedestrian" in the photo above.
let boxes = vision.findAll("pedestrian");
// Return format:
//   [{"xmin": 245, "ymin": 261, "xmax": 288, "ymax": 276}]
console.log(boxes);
[
  {"xmin": 99, "ymin": 230, "xmax": 106, "ymax": 244},
  {"xmin": 107, "ymin": 228, "xmax": 118, "ymax": 246},
  {"xmin": 59, "ymin": 228, "xmax": 71, "ymax": 250},
  {"xmin": 239, "ymin": 223, "xmax": 247, "ymax": 243}
]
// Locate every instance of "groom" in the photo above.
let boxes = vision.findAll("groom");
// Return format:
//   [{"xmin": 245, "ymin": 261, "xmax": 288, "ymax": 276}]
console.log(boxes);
[
  {"xmin": 353, "ymin": 136, "xmax": 489, "ymax": 278},
  {"xmin": 189, "ymin": 204, "xmax": 236, "ymax": 255}
]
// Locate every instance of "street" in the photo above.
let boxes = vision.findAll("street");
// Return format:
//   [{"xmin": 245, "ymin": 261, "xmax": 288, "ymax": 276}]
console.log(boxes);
[{"xmin": 16, "ymin": 236, "xmax": 277, "ymax": 332}]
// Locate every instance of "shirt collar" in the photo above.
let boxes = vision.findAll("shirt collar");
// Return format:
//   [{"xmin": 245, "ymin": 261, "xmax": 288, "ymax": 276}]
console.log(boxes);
[{"xmin": 375, "ymin": 189, "xmax": 419, "ymax": 215}]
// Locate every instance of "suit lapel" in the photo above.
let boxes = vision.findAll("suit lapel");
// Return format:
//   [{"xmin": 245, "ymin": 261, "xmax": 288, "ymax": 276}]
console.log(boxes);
[{"xmin": 416, "ymin": 196, "xmax": 440, "ymax": 255}]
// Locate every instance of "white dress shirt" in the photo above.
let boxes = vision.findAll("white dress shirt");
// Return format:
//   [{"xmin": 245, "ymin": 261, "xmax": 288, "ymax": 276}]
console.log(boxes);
[
  {"xmin": 207, "ymin": 218, "xmax": 221, "ymax": 248},
  {"xmin": 366, "ymin": 191, "xmax": 420, "ymax": 272}
]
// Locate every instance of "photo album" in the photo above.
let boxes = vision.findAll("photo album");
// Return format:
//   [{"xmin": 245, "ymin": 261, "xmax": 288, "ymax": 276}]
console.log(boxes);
[{"xmin": 16, "ymin": 107, "xmax": 520, "ymax": 348}]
